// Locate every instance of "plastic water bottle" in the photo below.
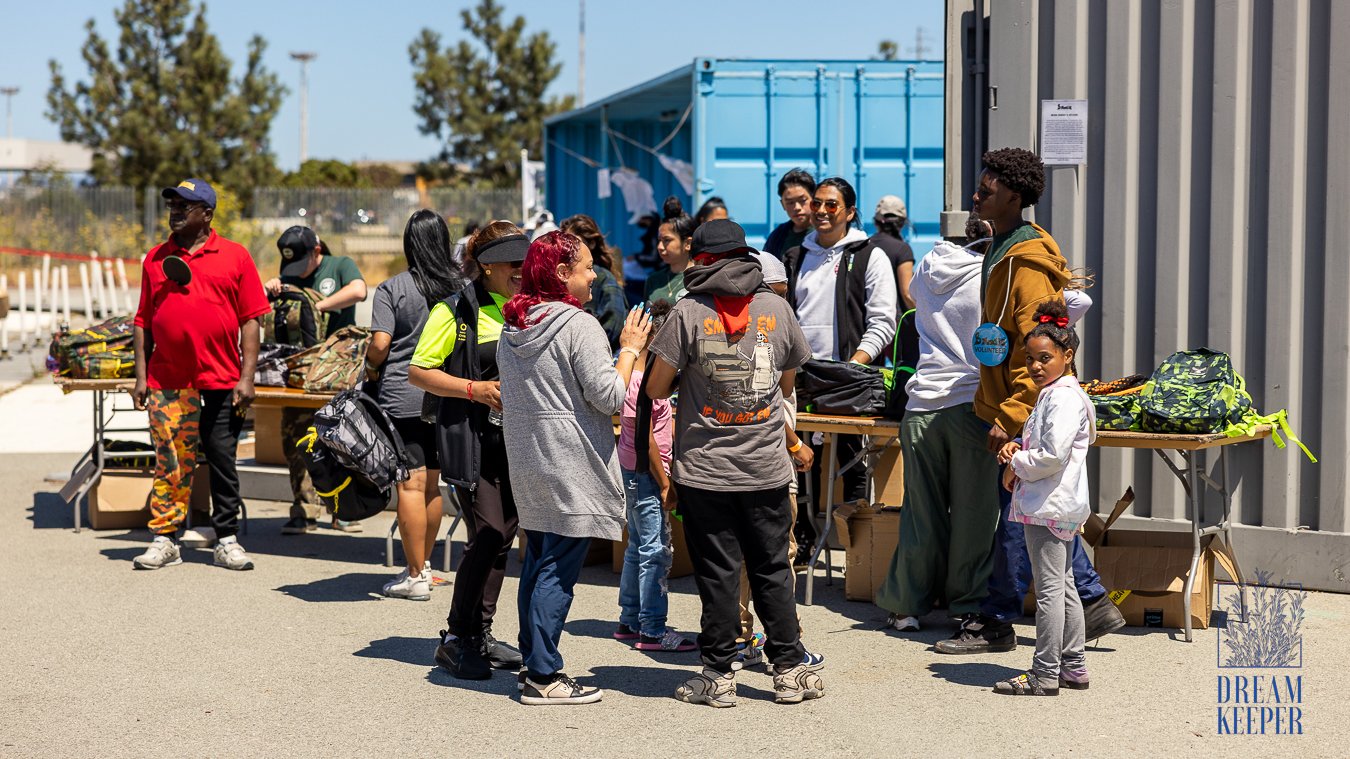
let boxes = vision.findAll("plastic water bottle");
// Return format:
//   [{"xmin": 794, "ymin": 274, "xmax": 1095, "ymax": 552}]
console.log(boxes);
[{"xmin": 488, "ymin": 408, "xmax": 503, "ymax": 427}]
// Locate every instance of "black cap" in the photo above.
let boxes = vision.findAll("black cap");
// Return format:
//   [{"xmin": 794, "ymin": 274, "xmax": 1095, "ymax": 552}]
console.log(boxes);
[
  {"xmin": 691, "ymin": 218, "xmax": 755, "ymax": 257},
  {"xmin": 476, "ymin": 233, "xmax": 529, "ymax": 264},
  {"xmin": 277, "ymin": 226, "xmax": 320, "ymax": 277},
  {"xmin": 161, "ymin": 178, "xmax": 217, "ymax": 209}
]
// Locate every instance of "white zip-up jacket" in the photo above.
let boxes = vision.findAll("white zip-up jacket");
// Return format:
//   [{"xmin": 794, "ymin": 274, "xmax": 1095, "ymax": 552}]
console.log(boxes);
[
  {"xmin": 1009, "ymin": 374, "xmax": 1097, "ymax": 530},
  {"xmin": 794, "ymin": 227, "xmax": 898, "ymax": 362}
]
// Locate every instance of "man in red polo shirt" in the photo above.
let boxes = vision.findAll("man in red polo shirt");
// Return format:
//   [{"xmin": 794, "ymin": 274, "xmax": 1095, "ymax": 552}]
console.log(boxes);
[{"xmin": 130, "ymin": 178, "xmax": 270, "ymax": 571}]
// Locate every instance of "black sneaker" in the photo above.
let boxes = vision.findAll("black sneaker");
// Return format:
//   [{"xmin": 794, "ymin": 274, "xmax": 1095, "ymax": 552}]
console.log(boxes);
[
  {"xmin": 434, "ymin": 631, "xmax": 492, "ymax": 680},
  {"xmin": 1083, "ymin": 594, "xmax": 1127, "ymax": 642},
  {"xmin": 933, "ymin": 615, "xmax": 1016, "ymax": 655},
  {"xmin": 521, "ymin": 672, "xmax": 603, "ymax": 705},
  {"xmin": 481, "ymin": 630, "xmax": 523, "ymax": 670}
]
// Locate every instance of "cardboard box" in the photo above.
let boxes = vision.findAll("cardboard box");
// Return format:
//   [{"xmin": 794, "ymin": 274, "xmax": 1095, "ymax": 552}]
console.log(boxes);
[
  {"xmin": 610, "ymin": 517, "xmax": 694, "ymax": 580},
  {"xmin": 872, "ymin": 445, "xmax": 904, "ymax": 507},
  {"xmin": 1086, "ymin": 488, "xmax": 1238, "ymax": 631},
  {"xmin": 87, "ymin": 467, "xmax": 211, "ymax": 530},
  {"xmin": 832, "ymin": 500, "xmax": 902, "ymax": 602},
  {"xmin": 253, "ymin": 407, "xmax": 286, "ymax": 465}
]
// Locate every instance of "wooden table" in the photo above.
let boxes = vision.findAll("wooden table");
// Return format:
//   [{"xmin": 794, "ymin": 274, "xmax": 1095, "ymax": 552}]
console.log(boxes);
[
  {"xmin": 53, "ymin": 378, "xmax": 335, "ymax": 530},
  {"xmin": 1092, "ymin": 425, "xmax": 1270, "ymax": 641},
  {"xmin": 794, "ymin": 414, "xmax": 902, "ymax": 604}
]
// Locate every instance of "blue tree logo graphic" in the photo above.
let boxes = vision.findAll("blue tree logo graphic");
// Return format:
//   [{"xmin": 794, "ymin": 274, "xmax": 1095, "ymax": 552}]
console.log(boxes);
[{"xmin": 1219, "ymin": 570, "xmax": 1306, "ymax": 668}]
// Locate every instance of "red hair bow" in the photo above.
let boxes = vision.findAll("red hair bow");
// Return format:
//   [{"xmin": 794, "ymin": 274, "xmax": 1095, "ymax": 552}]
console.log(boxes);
[{"xmin": 1039, "ymin": 314, "xmax": 1069, "ymax": 328}]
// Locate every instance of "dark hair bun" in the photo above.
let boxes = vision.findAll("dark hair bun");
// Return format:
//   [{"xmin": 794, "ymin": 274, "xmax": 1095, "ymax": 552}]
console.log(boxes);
[
  {"xmin": 1033, "ymin": 299, "xmax": 1069, "ymax": 322},
  {"xmin": 662, "ymin": 196, "xmax": 685, "ymax": 221}
]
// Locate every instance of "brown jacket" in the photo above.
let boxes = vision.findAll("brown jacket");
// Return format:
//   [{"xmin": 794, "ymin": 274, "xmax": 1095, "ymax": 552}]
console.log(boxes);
[{"xmin": 973, "ymin": 223, "xmax": 1071, "ymax": 437}]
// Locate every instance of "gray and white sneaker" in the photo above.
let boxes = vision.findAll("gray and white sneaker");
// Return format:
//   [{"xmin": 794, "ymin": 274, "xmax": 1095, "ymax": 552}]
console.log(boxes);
[
  {"xmin": 674, "ymin": 667, "xmax": 737, "ymax": 708},
  {"xmin": 423, "ymin": 561, "xmax": 437, "ymax": 590},
  {"xmin": 382, "ymin": 569, "xmax": 430, "ymax": 601},
  {"xmin": 212, "ymin": 537, "xmax": 255, "ymax": 571},
  {"xmin": 773, "ymin": 652, "xmax": 825, "ymax": 704},
  {"xmin": 886, "ymin": 614, "xmax": 921, "ymax": 632},
  {"xmin": 520, "ymin": 673, "xmax": 603, "ymax": 705},
  {"xmin": 133, "ymin": 536, "xmax": 182, "ymax": 570}
]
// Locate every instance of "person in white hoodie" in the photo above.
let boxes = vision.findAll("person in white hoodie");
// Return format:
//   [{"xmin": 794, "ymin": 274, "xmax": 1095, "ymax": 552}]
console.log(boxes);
[
  {"xmin": 872, "ymin": 227, "xmax": 1001, "ymax": 632},
  {"xmin": 782, "ymin": 177, "xmax": 898, "ymax": 504}
]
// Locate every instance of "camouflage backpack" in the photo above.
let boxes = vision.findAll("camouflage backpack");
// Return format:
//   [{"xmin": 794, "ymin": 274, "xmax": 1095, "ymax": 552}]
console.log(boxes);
[
  {"xmin": 1083, "ymin": 374, "xmax": 1148, "ymax": 431},
  {"xmin": 1137, "ymin": 349, "xmax": 1252, "ymax": 434},
  {"xmin": 48, "ymin": 315, "xmax": 135, "ymax": 378},
  {"xmin": 285, "ymin": 326, "xmax": 371, "ymax": 393},
  {"xmin": 262, "ymin": 286, "xmax": 328, "ymax": 348}
]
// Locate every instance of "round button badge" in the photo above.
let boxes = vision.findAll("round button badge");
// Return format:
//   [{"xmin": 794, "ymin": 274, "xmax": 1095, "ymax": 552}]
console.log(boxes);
[{"xmin": 972, "ymin": 322, "xmax": 1010, "ymax": 366}]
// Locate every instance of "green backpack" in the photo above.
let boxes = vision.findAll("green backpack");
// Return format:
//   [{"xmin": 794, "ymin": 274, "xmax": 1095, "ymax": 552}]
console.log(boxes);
[
  {"xmin": 1138, "ymin": 349, "xmax": 1251, "ymax": 434},
  {"xmin": 1092, "ymin": 394, "xmax": 1141, "ymax": 431}
]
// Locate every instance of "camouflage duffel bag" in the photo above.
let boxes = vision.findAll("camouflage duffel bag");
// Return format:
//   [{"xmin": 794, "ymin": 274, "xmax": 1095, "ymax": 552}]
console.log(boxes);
[
  {"xmin": 68, "ymin": 348, "xmax": 136, "ymax": 380},
  {"xmin": 285, "ymin": 326, "xmax": 371, "ymax": 393},
  {"xmin": 49, "ymin": 315, "xmax": 134, "ymax": 376}
]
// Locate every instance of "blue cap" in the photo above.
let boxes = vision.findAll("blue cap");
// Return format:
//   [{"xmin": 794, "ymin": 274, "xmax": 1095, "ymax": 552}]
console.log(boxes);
[{"xmin": 161, "ymin": 178, "xmax": 217, "ymax": 209}]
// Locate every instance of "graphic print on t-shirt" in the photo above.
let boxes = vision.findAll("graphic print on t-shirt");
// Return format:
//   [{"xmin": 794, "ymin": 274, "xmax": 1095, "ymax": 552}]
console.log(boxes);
[
  {"xmin": 695, "ymin": 323, "xmax": 778, "ymax": 426},
  {"xmin": 318, "ymin": 277, "xmax": 337, "ymax": 296}
]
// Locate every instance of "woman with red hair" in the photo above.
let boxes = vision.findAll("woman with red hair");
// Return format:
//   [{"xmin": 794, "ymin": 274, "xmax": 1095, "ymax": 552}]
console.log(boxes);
[{"xmin": 497, "ymin": 230, "xmax": 650, "ymax": 705}]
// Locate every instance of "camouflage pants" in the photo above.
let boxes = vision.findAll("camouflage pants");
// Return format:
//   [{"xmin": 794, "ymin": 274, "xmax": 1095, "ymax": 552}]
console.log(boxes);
[
  {"xmin": 146, "ymin": 389, "xmax": 203, "ymax": 535},
  {"xmin": 282, "ymin": 407, "xmax": 321, "ymax": 519}
]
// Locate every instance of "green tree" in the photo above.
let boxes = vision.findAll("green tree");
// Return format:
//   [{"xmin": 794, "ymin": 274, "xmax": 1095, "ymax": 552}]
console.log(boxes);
[
  {"xmin": 874, "ymin": 40, "xmax": 900, "ymax": 61},
  {"xmin": 46, "ymin": 0, "xmax": 285, "ymax": 200},
  {"xmin": 409, "ymin": 0, "xmax": 574, "ymax": 187},
  {"xmin": 282, "ymin": 159, "xmax": 367, "ymax": 188}
]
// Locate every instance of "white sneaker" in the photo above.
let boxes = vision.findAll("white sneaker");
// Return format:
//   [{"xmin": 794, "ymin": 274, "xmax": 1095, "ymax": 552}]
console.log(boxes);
[
  {"xmin": 213, "ymin": 537, "xmax": 255, "ymax": 571},
  {"xmin": 675, "ymin": 667, "xmax": 737, "ymax": 708},
  {"xmin": 423, "ymin": 561, "xmax": 436, "ymax": 590},
  {"xmin": 382, "ymin": 568, "xmax": 431, "ymax": 601},
  {"xmin": 133, "ymin": 536, "xmax": 182, "ymax": 570},
  {"xmin": 887, "ymin": 614, "xmax": 921, "ymax": 632}
]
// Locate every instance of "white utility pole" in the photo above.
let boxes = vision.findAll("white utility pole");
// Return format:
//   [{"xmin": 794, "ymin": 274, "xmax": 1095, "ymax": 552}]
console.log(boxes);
[
  {"xmin": 578, "ymin": 0, "xmax": 586, "ymax": 106},
  {"xmin": 0, "ymin": 87, "xmax": 18, "ymax": 139},
  {"xmin": 289, "ymin": 52, "xmax": 317, "ymax": 165}
]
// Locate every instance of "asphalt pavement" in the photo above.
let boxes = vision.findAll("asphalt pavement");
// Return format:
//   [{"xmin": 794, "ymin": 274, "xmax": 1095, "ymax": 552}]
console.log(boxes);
[{"xmin": 1, "ymin": 448, "xmax": 1345, "ymax": 758}]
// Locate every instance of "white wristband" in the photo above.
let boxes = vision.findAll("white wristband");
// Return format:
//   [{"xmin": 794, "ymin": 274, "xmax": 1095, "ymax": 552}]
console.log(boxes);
[{"xmin": 619, "ymin": 347, "xmax": 641, "ymax": 360}]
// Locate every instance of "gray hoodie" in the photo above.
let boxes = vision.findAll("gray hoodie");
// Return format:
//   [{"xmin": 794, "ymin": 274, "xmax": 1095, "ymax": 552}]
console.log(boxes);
[
  {"xmin": 906, "ymin": 240, "xmax": 985, "ymax": 411},
  {"xmin": 498, "ymin": 301, "xmax": 627, "ymax": 541},
  {"xmin": 796, "ymin": 227, "xmax": 898, "ymax": 361}
]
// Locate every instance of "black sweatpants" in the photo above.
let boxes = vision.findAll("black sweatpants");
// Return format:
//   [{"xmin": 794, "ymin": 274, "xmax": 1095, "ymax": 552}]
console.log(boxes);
[
  {"xmin": 677, "ymin": 483, "xmax": 805, "ymax": 674},
  {"xmin": 199, "ymin": 389, "xmax": 245, "ymax": 539},
  {"xmin": 445, "ymin": 437, "xmax": 519, "ymax": 639}
]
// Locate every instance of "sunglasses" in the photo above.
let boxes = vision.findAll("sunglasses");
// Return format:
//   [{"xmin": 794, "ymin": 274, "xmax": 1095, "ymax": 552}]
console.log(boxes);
[{"xmin": 809, "ymin": 198, "xmax": 844, "ymax": 213}]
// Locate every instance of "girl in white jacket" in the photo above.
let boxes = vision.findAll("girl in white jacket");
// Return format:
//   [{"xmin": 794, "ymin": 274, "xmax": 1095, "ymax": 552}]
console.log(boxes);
[{"xmin": 992, "ymin": 299, "xmax": 1096, "ymax": 696}]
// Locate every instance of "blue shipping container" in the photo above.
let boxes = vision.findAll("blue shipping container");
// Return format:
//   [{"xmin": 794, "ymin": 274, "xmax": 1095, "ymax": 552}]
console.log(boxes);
[{"xmin": 544, "ymin": 58, "xmax": 945, "ymax": 274}]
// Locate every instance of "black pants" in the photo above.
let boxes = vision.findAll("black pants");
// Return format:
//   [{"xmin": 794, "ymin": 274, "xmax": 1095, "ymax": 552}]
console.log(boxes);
[
  {"xmin": 199, "ymin": 390, "xmax": 245, "ymax": 539},
  {"xmin": 677, "ymin": 483, "xmax": 805, "ymax": 674},
  {"xmin": 446, "ymin": 438, "xmax": 519, "ymax": 638}
]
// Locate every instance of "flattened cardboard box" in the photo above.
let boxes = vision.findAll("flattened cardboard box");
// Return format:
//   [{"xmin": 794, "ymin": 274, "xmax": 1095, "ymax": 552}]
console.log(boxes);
[
  {"xmin": 1086, "ymin": 488, "xmax": 1238, "ymax": 631},
  {"xmin": 833, "ymin": 501, "xmax": 901, "ymax": 602},
  {"xmin": 88, "ymin": 467, "xmax": 211, "ymax": 530}
]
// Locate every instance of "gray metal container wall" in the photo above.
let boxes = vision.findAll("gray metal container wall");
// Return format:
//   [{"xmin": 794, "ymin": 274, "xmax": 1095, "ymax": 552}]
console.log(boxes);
[{"xmin": 945, "ymin": 0, "xmax": 1349, "ymax": 589}]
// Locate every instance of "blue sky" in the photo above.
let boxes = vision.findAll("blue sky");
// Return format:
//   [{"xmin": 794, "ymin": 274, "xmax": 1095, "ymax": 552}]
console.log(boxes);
[{"xmin": 2, "ymin": 0, "xmax": 944, "ymax": 171}]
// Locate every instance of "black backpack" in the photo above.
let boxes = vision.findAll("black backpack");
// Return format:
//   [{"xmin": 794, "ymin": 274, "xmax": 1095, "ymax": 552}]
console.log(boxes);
[
  {"xmin": 298, "ymin": 390, "xmax": 412, "ymax": 521},
  {"xmin": 264, "ymin": 286, "xmax": 328, "ymax": 348}
]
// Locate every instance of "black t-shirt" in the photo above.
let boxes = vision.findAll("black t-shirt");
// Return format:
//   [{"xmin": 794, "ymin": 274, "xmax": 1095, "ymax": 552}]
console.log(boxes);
[{"xmin": 869, "ymin": 231, "xmax": 915, "ymax": 275}]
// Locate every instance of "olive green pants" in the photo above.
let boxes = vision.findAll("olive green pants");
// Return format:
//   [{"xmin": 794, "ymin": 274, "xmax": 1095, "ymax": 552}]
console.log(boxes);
[{"xmin": 874, "ymin": 403, "xmax": 1001, "ymax": 618}]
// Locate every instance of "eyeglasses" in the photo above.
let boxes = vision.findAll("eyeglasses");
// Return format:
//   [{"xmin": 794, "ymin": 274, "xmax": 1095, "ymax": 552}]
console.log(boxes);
[
  {"xmin": 166, "ymin": 200, "xmax": 206, "ymax": 212},
  {"xmin": 809, "ymin": 198, "xmax": 843, "ymax": 213}
]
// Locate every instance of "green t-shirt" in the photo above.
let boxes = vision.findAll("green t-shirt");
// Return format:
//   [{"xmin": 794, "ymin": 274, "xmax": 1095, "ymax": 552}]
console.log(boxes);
[
  {"xmin": 644, "ymin": 267, "xmax": 687, "ymax": 307},
  {"xmin": 980, "ymin": 222, "xmax": 1041, "ymax": 306},
  {"xmin": 409, "ymin": 292, "xmax": 508, "ymax": 369},
  {"xmin": 282, "ymin": 254, "xmax": 363, "ymax": 330}
]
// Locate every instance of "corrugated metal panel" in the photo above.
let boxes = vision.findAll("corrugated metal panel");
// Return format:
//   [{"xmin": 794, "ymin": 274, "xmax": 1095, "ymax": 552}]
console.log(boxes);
[{"xmin": 946, "ymin": 0, "xmax": 1350, "ymax": 537}]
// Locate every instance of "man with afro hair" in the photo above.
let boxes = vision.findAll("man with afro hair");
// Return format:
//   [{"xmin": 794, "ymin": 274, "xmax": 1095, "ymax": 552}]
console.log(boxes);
[{"xmin": 935, "ymin": 147, "xmax": 1125, "ymax": 655}]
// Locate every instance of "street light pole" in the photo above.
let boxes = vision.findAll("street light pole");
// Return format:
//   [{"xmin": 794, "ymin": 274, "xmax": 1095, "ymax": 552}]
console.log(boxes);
[
  {"xmin": 0, "ymin": 87, "xmax": 18, "ymax": 140},
  {"xmin": 289, "ymin": 52, "xmax": 317, "ymax": 166},
  {"xmin": 578, "ymin": 0, "xmax": 585, "ymax": 106}
]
